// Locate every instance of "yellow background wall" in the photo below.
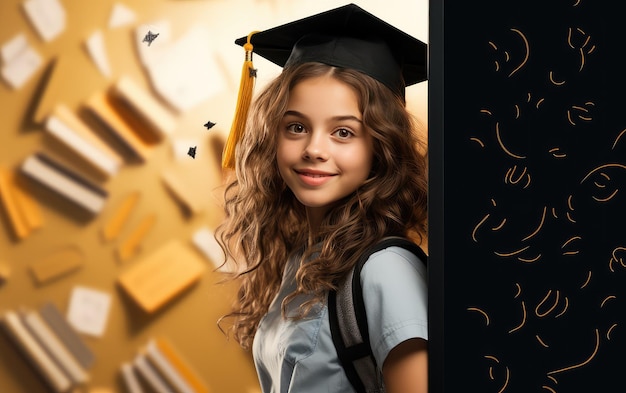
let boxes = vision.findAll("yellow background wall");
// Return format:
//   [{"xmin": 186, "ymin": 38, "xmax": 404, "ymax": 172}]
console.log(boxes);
[{"xmin": 0, "ymin": 0, "xmax": 427, "ymax": 392}]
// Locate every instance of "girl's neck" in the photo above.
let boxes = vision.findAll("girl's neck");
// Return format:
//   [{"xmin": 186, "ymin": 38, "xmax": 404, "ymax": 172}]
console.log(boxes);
[{"xmin": 305, "ymin": 206, "xmax": 329, "ymax": 246}]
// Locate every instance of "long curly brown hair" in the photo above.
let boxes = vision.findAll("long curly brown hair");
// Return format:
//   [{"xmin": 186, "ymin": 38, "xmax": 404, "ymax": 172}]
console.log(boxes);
[{"xmin": 216, "ymin": 62, "xmax": 427, "ymax": 350}]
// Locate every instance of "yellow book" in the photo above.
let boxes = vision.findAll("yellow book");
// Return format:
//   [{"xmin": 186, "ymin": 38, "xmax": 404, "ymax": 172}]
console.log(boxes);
[
  {"xmin": 30, "ymin": 246, "xmax": 84, "ymax": 285},
  {"xmin": 84, "ymin": 92, "xmax": 151, "ymax": 162},
  {"xmin": 101, "ymin": 191, "xmax": 140, "ymax": 242},
  {"xmin": 0, "ymin": 167, "xmax": 30, "ymax": 239},
  {"xmin": 117, "ymin": 239, "xmax": 205, "ymax": 313}
]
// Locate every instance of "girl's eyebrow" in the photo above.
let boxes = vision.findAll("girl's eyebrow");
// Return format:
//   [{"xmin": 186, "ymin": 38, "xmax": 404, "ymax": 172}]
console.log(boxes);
[{"xmin": 283, "ymin": 110, "xmax": 362, "ymax": 123}]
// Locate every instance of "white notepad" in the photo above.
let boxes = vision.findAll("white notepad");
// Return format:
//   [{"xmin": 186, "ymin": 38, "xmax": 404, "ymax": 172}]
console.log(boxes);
[{"xmin": 66, "ymin": 286, "xmax": 112, "ymax": 337}]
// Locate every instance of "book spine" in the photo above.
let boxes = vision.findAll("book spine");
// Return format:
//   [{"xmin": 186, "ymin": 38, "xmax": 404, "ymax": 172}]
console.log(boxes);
[
  {"xmin": 121, "ymin": 362, "xmax": 144, "ymax": 393},
  {"xmin": 112, "ymin": 75, "xmax": 177, "ymax": 139},
  {"xmin": 0, "ymin": 310, "xmax": 72, "ymax": 393},
  {"xmin": 20, "ymin": 152, "xmax": 107, "ymax": 215},
  {"xmin": 145, "ymin": 339, "xmax": 195, "ymax": 393},
  {"xmin": 133, "ymin": 352, "xmax": 173, "ymax": 393},
  {"xmin": 38, "ymin": 302, "xmax": 96, "ymax": 369},
  {"xmin": 155, "ymin": 337, "xmax": 211, "ymax": 393},
  {"xmin": 45, "ymin": 112, "xmax": 120, "ymax": 178},
  {"xmin": 20, "ymin": 309, "xmax": 89, "ymax": 385}
]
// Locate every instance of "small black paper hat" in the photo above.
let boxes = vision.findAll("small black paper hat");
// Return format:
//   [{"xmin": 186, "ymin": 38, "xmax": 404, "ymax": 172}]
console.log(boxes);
[{"xmin": 222, "ymin": 3, "xmax": 427, "ymax": 169}]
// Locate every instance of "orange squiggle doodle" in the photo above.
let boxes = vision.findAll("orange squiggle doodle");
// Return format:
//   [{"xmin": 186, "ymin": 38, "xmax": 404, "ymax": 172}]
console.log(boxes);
[
  {"xmin": 547, "ymin": 375, "xmax": 558, "ymax": 384},
  {"xmin": 536, "ymin": 335, "xmax": 549, "ymax": 348},
  {"xmin": 492, "ymin": 218, "xmax": 507, "ymax": 231},
  {"xmin": 612, "ymin": 128, "xmax": 626, "ymax": 150},
  {"xmin": 527, "ymin": 92, "xmax": 532, "ymax": 103},
  {"xmin": 514, "ymin": 283, "xmax": 522, "ymax": 298},
  {"xmin": 609, "ymin": 247, "xmax": 626, "ymax": 272},
  {"xmin": 581, "ymin": 164, "xmax": 626, "ymax": 183},
  {"xmin": 607, "ymin": 324, "xmax": 617, "ymax": 340},
  {"xmin": 509, "ymin": 301, "xmax": 527, "ymax": 333},
  {"xmin": 566, "ymin": 212, "xmax": 576, "ymax": 223},
  {"xmin": 491, "ymin": 199, "xmax": 497, "ymax": 206},
  {"xmin": 496, "ymin": 122, "xmax": 527, "ymax": 159},
  {"xmin": 489, "ymin": 366, "xmax": 494, "ymax": 379},
  {"xmin": 549, "ymin": 71, "xmax": 565, "ymax": 85},
  {"xmin": 504, "ymin": 51, "xmax": 510, "ymax": 61},
  {"xmin": 536, "ymin": 98, "xmax": 545, "ymax": 108},
  {"xmin": 580, "ymin": 270, "xmax": 592, "ymax": 289},
  {"xmin": 468, "ymin": 307, "xmax": 490, "ymax": 326},
  {"xmin": 567, "ymin": 110, "xmax": 576, "ymax": 126},
  {"xmin": 472, "ymin": 214, "xmax": 490, "ymax": 242},
  {"xmin": 567, "ymin": 195, "xmax": 574, "ymax": 211},
  {"xmin": 579, "ymin": 48, "xmax": 585, "ymax": 71},
  {"xmin": 593, "ymin": 189, "xmax": 619, "ymax": 202},
  {"xmin": 481, "ymin": 109, "xmax": 493, "ymax": 115},
  {"xmin": 601, "ymin": 172, "xmax": 610, "ymax": 180},
  {"xmin": 567, "ymin": 28, "xmax": 574, "ymax": 48},
  {"xmin": 485, "ymin": 355, "xmax": 500, "ymax": 363},
  {"xmin": 573, "ymin": 0, "xmax": 582, "ymax": 6},
  {"xmin": 509, "ymin": 28, "xmax": 529, "ymax": 77},
  {"xmin": 555, "ymin": 296, "xmax": 569, "ymax": 318},
  {"xmin": 495, "ymin": 246, "xmax": 530, "ymax": 257},
  {"xmin": 536, "ymin": 290, "xmax": 560, "ymax": 317},
  {"xmin": 543, "ymin": 386, "xmax": 557, "ymax": 393},
  {"xmin": 514, "ymin": 104, "xmax": 520, "ymax": 119},
  {"xmin": 471, "ymin": 137, "xmax": 485, "ymax": 147},
  {"xmin": 507, "ymin": 165, "xmax": 529, "ymax": 186},
  {"xmin": 562, "ymin": 236, "xmax": 581, "ymax": 255},
  {"xmin": 593, "ymin": 181, "xmax": 605, "ymax": 188},
  {"xmin": 551, "ymin": 207, "xmax": 558, "ymax": 219},
  {"xmin": 547, "ymin": 329, "xmax": 600, "ymax": 375},
  {"xmin": 549, "ymin": 147, "xmax": 567, "ymax": 158},
  {"xmin": 522, "ymin": 206, "xmax": 547, "ymax": 241},
  {"xmin": 562, "ymin": 236, "xmax": 581, "ymax": 248},
  {"xmin": 518, "ymin": 254, "xmax": 541, "ymax": 263},
  {"xmin": 497, "ymin": 367, "xmax": 510, "ymax": 393},
  {"xmin": 601, "ymin": 295, "xmax": 616, "ymax": 308}
]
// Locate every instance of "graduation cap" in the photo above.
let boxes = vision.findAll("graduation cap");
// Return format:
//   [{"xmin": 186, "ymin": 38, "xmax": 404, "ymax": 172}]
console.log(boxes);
[{"xmin": 222, "ymin": 3, "xmax": 427, "ymax": 169}]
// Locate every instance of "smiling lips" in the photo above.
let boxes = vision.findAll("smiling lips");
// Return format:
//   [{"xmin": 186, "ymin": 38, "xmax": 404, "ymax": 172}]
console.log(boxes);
[{"xmin": 295, "ymin": 169, "xmax": 336, "ymax": 186}]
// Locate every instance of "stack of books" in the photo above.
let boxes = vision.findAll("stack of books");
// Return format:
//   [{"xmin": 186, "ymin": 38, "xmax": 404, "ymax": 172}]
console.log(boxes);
[
  {"xmin": 0, "ymin": 303, "xmax": 95, "ymax": 393},
  {"xmin": 121, "ymin": 337, "xmax": 211, "ymax": 393}
]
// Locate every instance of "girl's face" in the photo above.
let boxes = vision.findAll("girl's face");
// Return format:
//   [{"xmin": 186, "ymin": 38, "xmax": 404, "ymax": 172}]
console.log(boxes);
[{"xmin": 277, "ymin": 75, "xmax": 374, "ymax": 220}]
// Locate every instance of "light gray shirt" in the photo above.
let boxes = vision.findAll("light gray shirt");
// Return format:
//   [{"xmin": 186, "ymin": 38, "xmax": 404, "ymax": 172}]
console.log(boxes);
[{"xmin": 252, "ymin": 246, "xmax": 428, "ymax": 393}]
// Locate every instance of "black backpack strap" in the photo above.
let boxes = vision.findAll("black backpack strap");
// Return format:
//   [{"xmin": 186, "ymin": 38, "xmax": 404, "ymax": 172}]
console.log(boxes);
[{"xmin": 328, "ymin": 237, "xmax": 427, "ymax": 393}]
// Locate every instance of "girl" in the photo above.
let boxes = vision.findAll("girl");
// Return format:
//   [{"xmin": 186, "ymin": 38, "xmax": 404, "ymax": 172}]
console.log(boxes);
[{"xmin": 216, "ymin": 4, "xmax": 428, "ymax": 392}]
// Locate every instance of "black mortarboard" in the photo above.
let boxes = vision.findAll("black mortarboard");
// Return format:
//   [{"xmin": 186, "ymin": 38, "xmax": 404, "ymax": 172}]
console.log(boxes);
[
  {"xmin": 236, "ymin": 3, "xmax": 427, "ymax": 97},
  {"xmin": 222, "ymin": 3, "xmax": 427, "ymax": 169}
]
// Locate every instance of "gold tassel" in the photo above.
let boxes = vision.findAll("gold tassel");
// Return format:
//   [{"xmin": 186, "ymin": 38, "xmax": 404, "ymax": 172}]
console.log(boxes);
[{"xmin": 222, "ymin": 31, "xmax": 260, "ymax": 169}]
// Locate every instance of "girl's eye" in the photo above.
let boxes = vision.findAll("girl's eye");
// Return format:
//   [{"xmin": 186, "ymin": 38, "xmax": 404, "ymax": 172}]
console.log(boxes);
[
  {"xmin": 333, "ymin": 128, "xmax": 354, "ymax": 139},
  {"xmin": 286, "ymin": 123, "xmax": 306, "ymax": 134}
]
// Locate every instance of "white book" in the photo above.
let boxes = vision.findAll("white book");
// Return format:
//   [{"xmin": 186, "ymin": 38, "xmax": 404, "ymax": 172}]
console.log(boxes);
[
  {"xmin": 192, "ymin": 226, "xmax": 231, "ymax": 272},
  {"xmin": 20, "ymin": 152, "xmax": 108, "ymax": 215},
  {"xmin": 112, "ymin": 75, "xmax": 177, "ymax": 139},
  {"xmin": 20, "ymin": 309, "xmax": 89, "ymax": 385},
  {"xmin": 145, "ymin": 339, "xmax": 195, "ymax": 393},
  {"xmin": 0, "ymin": 310, "xmax": 72, "ymax": 392},
  {"xmin": 121, "ymin": 362, "xmax": 144, "ymax": 393},
  {"xmin": 45, "ymin": 106, "xmax": 121, "ymax": 178},
  {"xmin": 133, "ymin": 353, "xmax": 174, "ymax": 393}
]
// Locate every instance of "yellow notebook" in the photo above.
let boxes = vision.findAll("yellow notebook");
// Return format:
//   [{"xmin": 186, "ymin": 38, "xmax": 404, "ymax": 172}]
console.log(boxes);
[{"xmin": 117, "ymin": 239, "xmax": 205, "ymax": 313}]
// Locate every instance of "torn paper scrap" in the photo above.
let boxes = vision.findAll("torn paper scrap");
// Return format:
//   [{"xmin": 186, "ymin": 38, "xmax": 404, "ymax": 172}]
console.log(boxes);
[
  {"xmin": 66, "ymin": 286, "xmax": 112, "ymax": 337},
  {"xmin": 1, "ymin": 33, "xmax": 28, "ymax": 64},
  {"xmin": 22, "ymin": 0, "xmax": 66, "ymax": 42},
  {"xmin": 85, "ymin": 30, "xmax": 112, "ymax": 78},
  {"xmin": 1, "ymin": 46, "xmax": 43, "ymax": 90},
  {"xmin": 144, "ymin": 24, "xmax": 226, "ymax": 112},
  {"xmin": 108, "ymin": 2, "xmax": 136, "ymax": 29}
]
